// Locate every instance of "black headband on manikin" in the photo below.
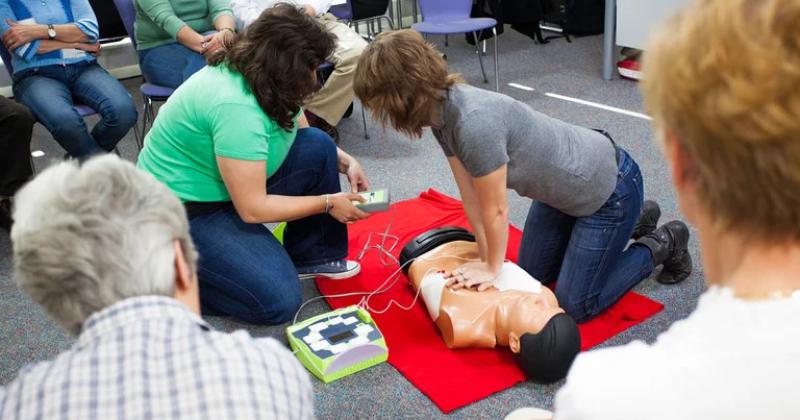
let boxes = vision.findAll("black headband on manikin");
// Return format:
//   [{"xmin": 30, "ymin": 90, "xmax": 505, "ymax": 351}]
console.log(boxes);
[{"xmin": 515, "ymin": 312, "xmax": 581, "ymax": 383}]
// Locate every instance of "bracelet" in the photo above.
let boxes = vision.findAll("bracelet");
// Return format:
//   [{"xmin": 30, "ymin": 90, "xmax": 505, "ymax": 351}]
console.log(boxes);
[
  {"xmin": 324, "ymin": 194, "xmax": 332, "ymax": 214},
  {"xmin": 220, "ymin": 27, "xmax": 236, "ymax": 34}
]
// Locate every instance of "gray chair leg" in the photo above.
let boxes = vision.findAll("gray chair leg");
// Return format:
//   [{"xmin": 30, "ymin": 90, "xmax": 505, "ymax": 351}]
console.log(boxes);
[
  {"xmin": 381, "ymin": 15, "xmax": 395, "ymax": 30},
  {"xmin": 361, "ymin": 102, "xmax": 369, "ymax": 140},
  {"xmin": 29, "ymin": 154, "xmax": 35, "ymax": 174},
  {"xmin": 493, "ymin": 27, "xmax": 499, "ymax": 91},
  {"xmin": 474, "ymin": 31, "xmax": 488, "ymax": 83},
  {"xmin": 133, "ymin": 119, "xmax": 143, "ymax": 151}
]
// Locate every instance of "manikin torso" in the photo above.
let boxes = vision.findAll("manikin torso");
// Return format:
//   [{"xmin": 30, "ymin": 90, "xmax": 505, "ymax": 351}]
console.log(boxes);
[{"xmin": 407, "ymin": 241, "xmax": 564, "ymax": 349}]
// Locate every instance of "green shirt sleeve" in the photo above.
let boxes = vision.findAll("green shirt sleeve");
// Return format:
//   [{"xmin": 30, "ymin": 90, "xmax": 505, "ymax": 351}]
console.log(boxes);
[
  {"xmin": 208, "ymin": 0, "xmax": 234, "ymax": 24},
  {"xmin": 137, "ymin": 0, "xmax": 186, "ymax": 39},
  {"xmin": 210, "ymin": 103, "xmax": 271, "ymax": 161}
]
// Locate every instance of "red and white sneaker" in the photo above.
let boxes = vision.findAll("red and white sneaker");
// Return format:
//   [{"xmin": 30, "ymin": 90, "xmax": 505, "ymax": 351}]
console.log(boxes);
[{"xmin": 617, "ymin": 58, "xmax": 642, "ymax": 81}]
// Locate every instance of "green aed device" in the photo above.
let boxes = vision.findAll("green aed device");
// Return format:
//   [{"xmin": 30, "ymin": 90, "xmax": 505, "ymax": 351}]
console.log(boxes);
[
  {"xmin": 353, "ymin": 189, "xmax": 391, "ymax": 213},
  {"xmin": 286, "ymin": 306, "xmax": 388, "ymax": 383}
]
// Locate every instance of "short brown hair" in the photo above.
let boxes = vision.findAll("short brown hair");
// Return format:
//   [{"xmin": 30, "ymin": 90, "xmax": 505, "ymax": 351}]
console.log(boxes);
[
  {"xmin": 209, "ymin": 4, "xmax": 335, "ymax": 131},
  {"xmin": 354, "ymin": 30, "xmax": 462, "ymax": 138},
  {"xmin": 642, "ymin": 0, "xmax": 800, "ymax": 241}
]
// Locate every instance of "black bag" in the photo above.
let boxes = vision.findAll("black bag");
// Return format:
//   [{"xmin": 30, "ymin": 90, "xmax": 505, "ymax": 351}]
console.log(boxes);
[
  {"xmin": 564, "ymin": 0, "xmax": 605, "ymax": 36},
  {"xmin": 88, "ymin": 0, "xmax": 128, "ymax": 41}
]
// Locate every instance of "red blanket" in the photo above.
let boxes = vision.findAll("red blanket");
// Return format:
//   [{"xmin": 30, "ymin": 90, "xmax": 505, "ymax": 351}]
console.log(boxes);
[{"xmin": 316, "ymin": 189, "xmax": 663, "ymax": 413}]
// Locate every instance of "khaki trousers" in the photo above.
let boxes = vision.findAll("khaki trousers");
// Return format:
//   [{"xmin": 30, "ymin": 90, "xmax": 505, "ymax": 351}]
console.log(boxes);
[{"xmin": 305, "ymin": 14, "xmax": 368, "ymax": 126}]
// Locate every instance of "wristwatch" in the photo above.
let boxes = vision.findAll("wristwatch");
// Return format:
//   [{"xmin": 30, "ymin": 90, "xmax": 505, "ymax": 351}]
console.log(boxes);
[{"xmin": 47, "ymin": 24, "xmax": 56, "ymax": 40}]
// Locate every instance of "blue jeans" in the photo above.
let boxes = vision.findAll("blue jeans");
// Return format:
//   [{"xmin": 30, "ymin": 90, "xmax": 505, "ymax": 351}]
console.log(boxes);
[
  {"xmin": 189, "ymin": 128, "xmax": 347, "ymax": 325},
  {"xmin": 518, "ymin": 148, "xmax": 654, "ymax": 322},
  {"xmin": 12, "ymin": 61, "xmax": 138, "ymax": 158},
  {"xmin": 139, "ymin": 42, "xmax": 207, "ymax": 89}
]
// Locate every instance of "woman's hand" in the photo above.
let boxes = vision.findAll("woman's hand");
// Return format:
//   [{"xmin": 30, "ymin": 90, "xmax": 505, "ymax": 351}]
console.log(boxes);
[
  {"xmin": 76, "ymin": 42, "xmax": 101, "ymax": 57},
  {"xmin": 337, "ymin": 150, "xmax": 370, "ymax": 193},
  {"xmin": 3, "ymin": 20, "xmax": 46, "ymax": 50},
  {"xmin": 345, "ymin": 158, "xmax": 370, "ymax": 193},
  {"xmin": 327, "ymin": 192, "xmax": 369, "ymax": 224},
  {"xmin": 445, "ymin": 261, "xmax": 499, "ymax": 292},
  {"xmin": 202, "ymin": 30, "xmax": 234, "ymax": 59}
]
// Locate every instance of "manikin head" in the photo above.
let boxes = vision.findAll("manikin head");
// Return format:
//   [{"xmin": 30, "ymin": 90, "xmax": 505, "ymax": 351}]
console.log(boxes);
[
  {"xmin": 401, "ymin": 227, "xmax": 581, "ymax": 382},
  {"xmin": 507, "ymin": 295, "xmax": 581, "ymax": 383},
  {"xmin": 12, "ymin": 155, "xmax": 201, "ymax": 335}
]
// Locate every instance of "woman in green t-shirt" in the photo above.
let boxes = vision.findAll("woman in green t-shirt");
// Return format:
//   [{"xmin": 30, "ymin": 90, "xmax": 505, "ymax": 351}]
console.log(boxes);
[
  {"xmin": 135, "ymin": 0, "xmax": 236, "ymax": 89},
  {"xmin": 138, "ymin": 5, "xmax": 370, "ymax": 325}
]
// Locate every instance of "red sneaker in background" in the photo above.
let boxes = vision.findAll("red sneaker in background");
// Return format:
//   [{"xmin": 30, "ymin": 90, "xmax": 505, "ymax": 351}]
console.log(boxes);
[{"xmin": 618, "ymin": 58, "xmax": 642, "ymax": 81}]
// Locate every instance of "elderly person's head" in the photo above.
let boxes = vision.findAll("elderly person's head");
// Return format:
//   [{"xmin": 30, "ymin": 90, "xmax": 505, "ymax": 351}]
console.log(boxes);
[
  {"xmin": 11, "ymin": 155, "xmax": 199, "ymax": 335},
  {"xmin": 642, "ymin": 0, "xmax": 800, "ymax": 281}
]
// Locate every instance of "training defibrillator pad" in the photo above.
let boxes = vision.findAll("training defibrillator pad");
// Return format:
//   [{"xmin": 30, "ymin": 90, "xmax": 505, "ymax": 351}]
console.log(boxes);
[{"xmin": 399, "ymin": 227, "xmax": 476, "ymax": 274}]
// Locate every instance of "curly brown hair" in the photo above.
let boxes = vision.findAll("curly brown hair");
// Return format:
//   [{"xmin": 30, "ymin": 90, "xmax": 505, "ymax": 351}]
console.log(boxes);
[
  {"xmin": 354, "ymin": 30, "xmax": 462, "ymax": 138},
  {"xmin": 208, "ymin": 4, "xmax": 336, "ymax": 131}
]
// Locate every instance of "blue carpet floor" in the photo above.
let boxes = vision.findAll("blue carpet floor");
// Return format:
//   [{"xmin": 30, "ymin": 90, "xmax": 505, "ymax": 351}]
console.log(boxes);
[{"xmin": 0, "ymin": 28, "xmax": 705, "ymax": 418}]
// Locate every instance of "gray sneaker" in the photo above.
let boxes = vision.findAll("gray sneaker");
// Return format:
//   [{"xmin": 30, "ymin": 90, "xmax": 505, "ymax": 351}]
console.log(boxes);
[{"xmin": 297, "ymin": 260, "xmax": 361, "ymax": 280}]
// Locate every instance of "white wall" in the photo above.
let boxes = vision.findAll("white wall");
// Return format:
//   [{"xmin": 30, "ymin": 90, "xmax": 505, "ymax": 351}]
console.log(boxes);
[{"xmin": 616, "ymin": 0, "xmax": 689, "ymax": 50}]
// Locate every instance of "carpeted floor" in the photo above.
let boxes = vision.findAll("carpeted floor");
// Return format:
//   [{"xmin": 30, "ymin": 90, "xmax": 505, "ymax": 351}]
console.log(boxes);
[{"xmin": 0, "ymin": 28, "xmax": 706, "ymax": 418}]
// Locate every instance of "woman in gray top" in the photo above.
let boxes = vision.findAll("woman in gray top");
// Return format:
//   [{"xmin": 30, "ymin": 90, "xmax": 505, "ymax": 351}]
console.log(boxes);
[{"xmin": 354, "ymin": 30, "xmax": 692, "ymax": 323}]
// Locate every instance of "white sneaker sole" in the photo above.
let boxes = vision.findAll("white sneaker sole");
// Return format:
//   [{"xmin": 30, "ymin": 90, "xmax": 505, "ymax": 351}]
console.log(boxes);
[{"xmin": 297, "ymin": 264, "xmax": 361, "ymax": 280}]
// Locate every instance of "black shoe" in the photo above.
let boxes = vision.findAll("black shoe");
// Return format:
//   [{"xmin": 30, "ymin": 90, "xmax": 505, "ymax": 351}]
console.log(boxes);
[
  {"xmin": 305, "ymin": 111, "xmax": 340, "ymax": 144},
  {"xmin": 0, "ymin": 198, "xmax": 13, "ymax": 232},
  {"xmin": 635, "ymin": 220, "xmax": 692, "ymax": 285},
  {"xmin": 632, "ymin": 200, "xmax": 661, "ymax": 240}
]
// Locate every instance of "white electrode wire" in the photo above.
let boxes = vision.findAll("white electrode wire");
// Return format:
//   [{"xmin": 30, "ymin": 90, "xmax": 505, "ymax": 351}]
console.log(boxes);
[{"xmin": 292, "ymin": 251, "xmax": 478, "ymax": 325}]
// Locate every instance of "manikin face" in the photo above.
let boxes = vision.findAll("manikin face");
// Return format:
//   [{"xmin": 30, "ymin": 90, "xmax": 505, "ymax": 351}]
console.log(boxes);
[{"xmin": 507, "ymin": 294, "xmax": 564, "ymax": 354}]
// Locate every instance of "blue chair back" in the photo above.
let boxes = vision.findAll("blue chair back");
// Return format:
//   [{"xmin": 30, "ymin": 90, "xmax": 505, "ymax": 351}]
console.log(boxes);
[
  {"xmin": 418, "ymin": 0, "xmax": 472, "ymax": 22},
  {"xmin": 112, "ymin": 0, "xmax": 138, "ymax": 49},
  {"xmin": 0, "ymin": 41, "xmax": 15, "ymax": 77}
]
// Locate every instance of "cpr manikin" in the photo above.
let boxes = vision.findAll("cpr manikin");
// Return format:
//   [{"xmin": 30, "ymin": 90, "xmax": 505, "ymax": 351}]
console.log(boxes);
[{"xmin": 400, "ymin": 227, "xmax": 581, "ymax": 382}]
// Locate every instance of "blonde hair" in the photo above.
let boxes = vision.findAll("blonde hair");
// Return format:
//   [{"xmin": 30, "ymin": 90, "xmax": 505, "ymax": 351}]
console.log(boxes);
[
  {"xmin": 354, "ymin": 30, "xmax": 463, "ymax": 138},
  {"xmin": 642, "ymin": 0, "xmax": 800, "ymax": 241}
]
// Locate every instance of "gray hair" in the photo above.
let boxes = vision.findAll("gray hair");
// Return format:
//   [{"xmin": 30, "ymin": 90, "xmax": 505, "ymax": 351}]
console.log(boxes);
[{"xmin": 11, "ymin": 155, "xmax": 197, "ymax": 335}]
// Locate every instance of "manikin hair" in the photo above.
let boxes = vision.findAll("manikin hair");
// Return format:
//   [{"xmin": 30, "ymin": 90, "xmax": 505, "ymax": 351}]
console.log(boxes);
[
  {"xmin": 516, "ymin": 313, "xmax": 581, "ymax": 383},
  {"xmin": 11, "ymin": 155, "xmax": 197, "ymax": 335}
]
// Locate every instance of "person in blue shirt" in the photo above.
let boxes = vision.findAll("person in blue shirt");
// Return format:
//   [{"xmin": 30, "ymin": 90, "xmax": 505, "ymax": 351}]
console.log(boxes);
[{"xmin": 0, "ymin": 0, "xmax": 137, "ymax": 158}]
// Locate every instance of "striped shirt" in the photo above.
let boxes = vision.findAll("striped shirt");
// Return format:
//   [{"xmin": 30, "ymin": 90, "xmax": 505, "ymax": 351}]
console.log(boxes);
[
  {"xmin": 0, "ymin": 296, "xmax": 315, "ymax": 419},
  {"xmin": 0, "ymin": 0, "xmax": 99, "ymax": 74}
]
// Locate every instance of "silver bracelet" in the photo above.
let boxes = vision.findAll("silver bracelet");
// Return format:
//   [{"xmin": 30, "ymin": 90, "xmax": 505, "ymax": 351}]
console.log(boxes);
[{"xmin": 324, "ymin": 194, "xmax": 331, "ymax": 213}]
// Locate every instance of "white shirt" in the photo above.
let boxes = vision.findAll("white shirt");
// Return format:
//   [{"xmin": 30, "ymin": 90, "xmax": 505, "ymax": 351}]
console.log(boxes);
[
  {"xmin": 554, "ymin": 287, "xmax": 800, "ymax": 420},
  {"xmin": 0, "ymin": 296, "xmax": 314, "ymax": 419},
  {"xmin": 230, "ymin": 0, "xmax": 333, "ymax": 28}
]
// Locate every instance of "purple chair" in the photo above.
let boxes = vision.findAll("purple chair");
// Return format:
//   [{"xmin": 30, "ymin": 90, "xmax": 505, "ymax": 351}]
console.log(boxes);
[
  {"xmin": 413, "ymin": 0, "xmax": 499, "ymax": 91},
  {"xmin": 113, "ymin": 0, "xmax": 175, "ymax": 149}
]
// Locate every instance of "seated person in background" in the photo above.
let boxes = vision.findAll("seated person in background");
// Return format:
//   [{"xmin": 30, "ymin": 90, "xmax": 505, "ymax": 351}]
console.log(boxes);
[
  {"xmin": 0, "ymin": 155, "xmax": 313, "ymax": 419},
  {"xmin": 231, "ymin": 0, "xmax": 367, "ymax": 140},
  {"xmin": 0, "ymin": 96, "xmax": 34, "ymax": 231},
  {"xmin": 400, "ymin": 227, "xmax": 581, "ymax": 383},
  {"xmin": 135, "ymin": 0, "xmax": 235, "ymax": 89},
  {"xmin": 0, "ymin": 0, "xmax": 137, "ymax": 159},
  {"xmin": 137, "ymin": 5, "xmax": 370, "ymax": 326},
  {"xmin": 555, "ymin": 0, "xmax": 800, "ymax": 418}
]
